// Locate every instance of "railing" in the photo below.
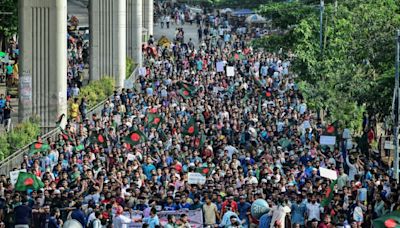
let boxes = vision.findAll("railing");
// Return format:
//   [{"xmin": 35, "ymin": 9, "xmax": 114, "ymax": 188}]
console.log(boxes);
[{"xmin": 0, "ymin": 66, "xmax": 140, "ymax": 176}]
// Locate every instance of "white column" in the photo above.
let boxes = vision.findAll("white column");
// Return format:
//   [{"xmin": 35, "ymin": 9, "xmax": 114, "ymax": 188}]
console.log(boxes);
[
  {"xmin": 90, "ymin": 0, "xmax": 126, "ymax": 89},
  {"xmin": 143, "ymin": 0, "xmax": 154, "ymax": 36},
  {"xmin": 127, "ymin": 0, "xmax": 143, "ymax": 66},
  {"xmin": 18, "ymin": 0, "xmax": 67, "ymax": 128}
]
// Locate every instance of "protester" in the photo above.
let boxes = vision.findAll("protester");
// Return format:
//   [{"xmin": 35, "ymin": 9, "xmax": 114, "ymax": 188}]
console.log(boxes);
[{"xmin": 0, "ymin": 2, "xmax": 399, "ymax": 228}]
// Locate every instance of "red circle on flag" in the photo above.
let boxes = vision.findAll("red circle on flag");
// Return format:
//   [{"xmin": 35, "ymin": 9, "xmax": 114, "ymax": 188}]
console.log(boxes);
[
  {"xmin": 151, "ymin": 108, "xmax": 157, "ymax": 113},
  {"xmin": 153, "ymin": 118, "xmax": 161, "ymax": 124},
  {"xmin": 203, "ymin": 168, "xmax": 209, "ymax": 174},
  {"xmin": 183, "ymin": 90, "xmax": 190, "ymax": 96},
  {"xmin": 24, "ymin": 178, "xmax": 34, "ymax": 186},
  {"xmin": 188, "ymin": 126, "xmax": 195, "ymax": 134},
  {"xmin": 130, "ymin": 133, "xmax": 140, "ymax": 142},
  {"xmin": 327, "ymin": 125, "xmax": 335, "ymax": 134},
  {"xmin": 384, "ymin": 219, "xmax": 397, "ymax": 228},
  {"xmin": 34, "ymin": 143, "xmax": 42, "ymax": 149},
  {"xmin": 266, "ymin": 92, "xmax": 271, "ymax": 97},
  {"xmin": 98, "ymin": 135, "xmax": 104, "ymax": 143}
]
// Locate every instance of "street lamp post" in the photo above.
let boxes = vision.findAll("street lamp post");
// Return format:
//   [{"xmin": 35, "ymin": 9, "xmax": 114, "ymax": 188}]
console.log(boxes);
[
  {"xmin": 320, "ymin": 0, "xmax": 324, "ymax": 57},
  {"xmin": 394, "ymin": 29, "xmax": 400, "ymax": 183}
]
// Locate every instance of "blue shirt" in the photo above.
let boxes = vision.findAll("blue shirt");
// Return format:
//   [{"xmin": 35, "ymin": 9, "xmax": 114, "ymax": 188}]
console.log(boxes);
[
  {"xmin": 237, "ymin": 202, "xmax": 251, "ymax": 224},
  {"xmin": 259, "ymin": 213, "xmax": 271, "ymax": 228},
  {"xmin": 71, "ymin": 209, "xmax": 86, "ymax": 228},
  {"xmin": 142, "ymin": 164, "xmax": 156, "ymax": 180},
  {"xmin": 14, "ymin": 205, "xmax": 32, "ymax": 225},
  {"xmin": 143, "ymin": 215, "xmax": 160, "ymax": 228},
  {"xmin": 0, "ymin": 99, "xmax": 5, "ymax": 109},
  {"xmin": 291, "ymin": 202, "xmax": 306, "ymax": 225}
]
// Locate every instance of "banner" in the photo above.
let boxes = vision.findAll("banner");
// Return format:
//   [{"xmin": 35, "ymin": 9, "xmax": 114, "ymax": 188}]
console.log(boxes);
[
  {"xmin": 124, "ymin": 209, "xmax": 203, "ymax": 228},
  {"xmin": 188, "ymin": 172, "xmax": 206, "ymax": 185},
  {"xmin": 216, "ymin": 61, "xmax": 224, "ymax": 72},
  {"xmin": 226, "ymin": 66, "xmax": 235, "ymax": 77},
  {"xmin": 10, "ymin": 169, "xmax": 27, "ymax": 186},
  {"xmin": 319, "ymin": 135, "xmax": 336, "ymax": 145}
]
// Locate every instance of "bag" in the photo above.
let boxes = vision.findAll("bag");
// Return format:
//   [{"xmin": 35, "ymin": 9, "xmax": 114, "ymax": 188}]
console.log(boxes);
[{"xmin": 88, "ymin": 219, "xmax": 96, "ymax": 228}]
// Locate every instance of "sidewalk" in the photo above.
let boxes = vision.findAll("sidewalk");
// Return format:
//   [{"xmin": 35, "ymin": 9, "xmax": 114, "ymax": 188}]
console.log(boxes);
[{"xmin": 0, "ymin": 82, "xmax": 19, "ymax": 133}]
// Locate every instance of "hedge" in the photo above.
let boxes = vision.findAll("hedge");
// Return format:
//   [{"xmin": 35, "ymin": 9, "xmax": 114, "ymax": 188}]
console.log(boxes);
[
  {"xmin": 68, "ymin": 77, "xmax": 115, "ymax": 116},
  {"xmin": 126, "ymin": 57, "xmax": 136, "ymax": 79},
  {"xmin": 0, "ymin": 120, "xmax": 41, "ymax": 161}
]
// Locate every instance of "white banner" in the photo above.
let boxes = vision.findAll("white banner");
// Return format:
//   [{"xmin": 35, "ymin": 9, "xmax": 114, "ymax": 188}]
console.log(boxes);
[
  {"xmin": 320, "ymin": 135, "xmax": 336, "ymax": 145},
  {"xmin": 188, "ymin": 172, "xmax": 206, "ymax": 185},
  {"xmin": 10, "ymin": 169, "xmax": 27, "ymax": 186},
  {"xmin": 319, "ymin": 167, "xmax": 337, "ymax": 180}
]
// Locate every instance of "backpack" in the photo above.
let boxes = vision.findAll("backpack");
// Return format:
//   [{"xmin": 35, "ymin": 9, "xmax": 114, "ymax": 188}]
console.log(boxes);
[{"xmin": 88, "ymin": 219, "xmax": 96, "ymax": 228}]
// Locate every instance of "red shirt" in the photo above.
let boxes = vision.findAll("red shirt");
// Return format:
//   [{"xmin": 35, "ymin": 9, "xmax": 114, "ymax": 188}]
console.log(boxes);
[{"xmin": 221, "ymin": 200, "xmax": 238, "ymax": 214}]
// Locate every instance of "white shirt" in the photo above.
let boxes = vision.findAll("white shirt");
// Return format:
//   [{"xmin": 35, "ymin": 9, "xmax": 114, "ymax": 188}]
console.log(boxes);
[
  {"xmin": 306, "ymin": 202, "xmax": 321, "ymax": 221},
  {"xmin": 113, "ymin": 214, "xmax": 132, "ymax": 228}
]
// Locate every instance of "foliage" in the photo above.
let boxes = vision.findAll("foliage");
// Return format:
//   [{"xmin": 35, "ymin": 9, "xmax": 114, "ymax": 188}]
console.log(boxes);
[
  {"xmin": 255, "ymin": 0, "xmax": 400, "ymax": 129},
  {"xmin": 126, "ymin": 57, "xmax": 135, "ymax": 79},
  {"xmin": 258, "ymin": 1, "xmax": 317, "ymax": 29},
  {"xmin": 0, "ymin": 0, "xmax": 18, "ymax": 49},
  {"xmin": 68, "ymin": 77, "xmax": 115, "ymax": 113},
  {"xmin": 252, "ymin": 30, "xmax": 295, "ymax": 53},
  {"xmin": 212, "ymin": 0, "xmax": 271, "ymax": 9},
  {"xmin": 0, "ymin": 119, "xmax": 40, "ymax": 161}
]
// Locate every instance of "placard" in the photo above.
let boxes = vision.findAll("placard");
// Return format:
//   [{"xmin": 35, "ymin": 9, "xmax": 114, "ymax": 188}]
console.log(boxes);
[
  {"xmin": 319, "ymin": 167, "xmax": 337, "ymax": 180},
  {"xmin": 216, "ymin": 61, "xmax": 224, "ymax": 72},
  {"xmin": 127, "ymin": 209, "xmax": 203, "ymax": 228},
  {"xmin": 226, "ymin": 66, "xmax": 235, "ymax": 77},
  {"xmin": 10, "ymin": 169, "xmax": 27, "ymax": 186},
  {"xmin": 384, "ymin": 141, "xmax": 394, "ymax": 150},
  {"xmin": 138, "ymin": 67, "xmax": 146, "ymax": 76},
  {"xmin": 320, "ymin": 135, "xmax": 336, "ymax": 145},
  {"xmin": 188, "ymin": 172, "xmax": 206, "ymax": 185}
]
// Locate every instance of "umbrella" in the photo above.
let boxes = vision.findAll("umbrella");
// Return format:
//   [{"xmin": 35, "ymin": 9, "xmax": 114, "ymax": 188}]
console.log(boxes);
[
  {"xmin": 245, "ymin": 14, "xmax": 267, "ymax": 24},
  {"xmin": 0, "ymin": 52, "xmax": 6, "ymax": 57}
]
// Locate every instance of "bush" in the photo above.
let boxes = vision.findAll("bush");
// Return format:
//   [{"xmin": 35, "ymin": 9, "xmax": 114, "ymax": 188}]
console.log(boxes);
[
  {"xmin": 0, "ymin": 120, "xmax": 41, "ymax": 161},
  {"xmin": 68, "ymin": 77, "xmax": 116, "ymax": 115}
]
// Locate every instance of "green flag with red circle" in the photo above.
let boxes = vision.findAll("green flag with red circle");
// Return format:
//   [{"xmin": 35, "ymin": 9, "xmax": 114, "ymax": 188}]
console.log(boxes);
[
  {"xmin": 324, "ymin": 121, "xmax": 339, "ymax": 136},
  {"xmin": 147, "ymin": 113, "xmax": 163, "ymax": 129},
  {"xmin": 125, "ymin": 130, "xmax": 147, "ymax": 146},
  {"xmin": 90, "ymin": 132, "xmax": 107, "ymax": 147},
  {"xmin": 15, "ymin": 172, "xmax": 44, "ymax": 191},
  {"xmin": 182, "ymin": 117, "xmax": 199, "ymax": 136},
  {"xmin": 29, "ymin": 142, "xmax": 50, "ymax": 155}
]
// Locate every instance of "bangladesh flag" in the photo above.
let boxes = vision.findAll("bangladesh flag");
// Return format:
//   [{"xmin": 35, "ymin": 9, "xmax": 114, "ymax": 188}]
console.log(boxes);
[
  {"xmin": 195, "ymin": 167, "xmax": 214, "ymax": 176},
  {"xmin": 125, "ymin": 130, "xmax": 147, "ymax": 146},
  {"xmin": 182, "ymin": 118, "xmax": 199, "ymax": 136},
  {"xmin": 177, "ymin": 81, "xmax": 196, "ymax": 93},
  {"xmin": 179, "ymin": 88, "xmax": 194, "ymax": 99},
  {"xmin": 90, "ymin": 132, "xmax": 107, "ymax": 147},
  {"xmin": 320, "ymin": 180, "xmax": 337, "ymax": 207},
  {"xmin": 29, "ymin": 142, "xmax": 50, "ymax": 154},
  {"xmin": 61, "ymin": 129, "xmax": 73, "ymax": 142},
  {"xmin": 194, "ymin": 133, "xmax": 206, "ymax": 149},
  {"xmin": 74, "ymin": 144, "xmax": 85, "ymax": 152},
  {"xmin": 15, "ymin": 172, "xmax": 44, "ymax": 191},
  {"xmin": 325, "ymin": 121, "xmax": 339, "ymax": 136},
  {"xmin": 147, "ymin": 113, "xmax": 163, "ymax": 129}
]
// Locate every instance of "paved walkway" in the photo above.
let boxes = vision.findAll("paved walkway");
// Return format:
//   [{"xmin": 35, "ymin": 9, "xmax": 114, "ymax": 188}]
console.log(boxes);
[{"xmin": 153, "ymin": 22, "xmax": 200, "ymax": 48}]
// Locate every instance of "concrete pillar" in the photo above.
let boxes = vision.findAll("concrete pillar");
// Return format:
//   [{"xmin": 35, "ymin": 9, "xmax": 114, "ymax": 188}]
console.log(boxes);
[
  {"xmin": 18, "ymin": 0, "xmax": 67, "ymax": 128},
  {"xmin": 143, "ymin": 0, "xmax": 154, "ymax": 37},
  {"xmin": 90, "ymin": 0, "xmax": 126, "ymax": 88},
  {"xmin": 127, "ymin": 0, "xmax": 143, "ymax": 67}
]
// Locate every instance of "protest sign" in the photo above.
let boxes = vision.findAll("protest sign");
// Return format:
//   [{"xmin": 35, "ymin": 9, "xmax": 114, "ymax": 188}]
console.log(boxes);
[
  {"xmin": 10, "ymin": 169, "xmax": 27, "ymax": 186},
  {"xmin": 320, "ymin": 135, "xmax": 336, "ymax": 145},
  {"xmin": 226, "ymin": 66, "xmax": 234, "ymax": 76},
  {"xmin": 188, "ymin": 172, "xmax": 206, "ymax": 185},
  {"xmin": 126, "ymin": 209, "xmax": 203, "ymax": 228},
  {"xmin": 216, "ymin": 61, "xmax": 224, "ymax": 72},
  {"xmin": 319, "ymin": 167, "xmax": 338, "ymax": 180}
]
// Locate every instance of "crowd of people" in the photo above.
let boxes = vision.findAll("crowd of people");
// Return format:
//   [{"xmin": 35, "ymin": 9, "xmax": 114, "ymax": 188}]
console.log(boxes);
[{"xmin": 0, "ymin": 3, "xmax": 399, "ymax": 228}]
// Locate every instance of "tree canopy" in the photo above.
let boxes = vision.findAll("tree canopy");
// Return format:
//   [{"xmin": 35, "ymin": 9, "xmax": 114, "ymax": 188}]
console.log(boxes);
[{"xmin": 254, "ymin": 0, "xmax": 400, "ymax": 131}]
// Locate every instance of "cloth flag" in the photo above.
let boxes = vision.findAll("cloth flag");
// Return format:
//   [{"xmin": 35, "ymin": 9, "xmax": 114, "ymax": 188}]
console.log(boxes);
[
  {"xmin": 324, "ymin": 121, "xmax": 339, "ymax": 136},
  {"xmin": 90, "ymin": 132, "xmax": 107, "ymax": 147},
  {"xmin": 29, "ymin": 142, "xmax": 50, "ymax": 154},
  {"xmin": 195, "ymin": 167, "xmax": 214, "ymax": 176},
  {"xmin": 147, "ymin": 113, "xmax": 163, "ymax": 129},
  {"xmin": 15, "ymin": 172, "xmax": 44, "ymax": 191},
  {"xmin": 182, "ymin": 117, "xmax": 199, "ymax": 136},
  {"xmin": 125, "ymin": 130, "xmax": 147, "ymax": 146},
  {"xmin": 320, "ymin": 180, "xmax": 337, "ymax": 207}
]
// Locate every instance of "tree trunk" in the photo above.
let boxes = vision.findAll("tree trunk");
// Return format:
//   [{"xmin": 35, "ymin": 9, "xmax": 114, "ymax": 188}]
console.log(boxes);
[{"xmin": 0, "ymin": 32, "xmax": 4, "ymax": 51}]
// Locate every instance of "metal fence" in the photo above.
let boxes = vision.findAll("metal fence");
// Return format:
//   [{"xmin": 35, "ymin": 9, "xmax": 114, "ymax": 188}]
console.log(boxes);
[{"xmin": 0, "ymin": 66, "xmax": 139, "ymax": 176}]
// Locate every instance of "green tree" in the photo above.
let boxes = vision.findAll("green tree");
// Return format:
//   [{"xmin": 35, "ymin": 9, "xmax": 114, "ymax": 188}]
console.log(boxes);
[{"xmin": 0, "ymin": 0, "xmax": 18, "ymax": 50}]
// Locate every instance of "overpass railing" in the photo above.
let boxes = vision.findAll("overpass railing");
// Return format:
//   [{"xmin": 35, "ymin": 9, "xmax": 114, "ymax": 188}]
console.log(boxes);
[{"xmin": 0, "ymin": 66, "xmax": 140, "ymax": 176}]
